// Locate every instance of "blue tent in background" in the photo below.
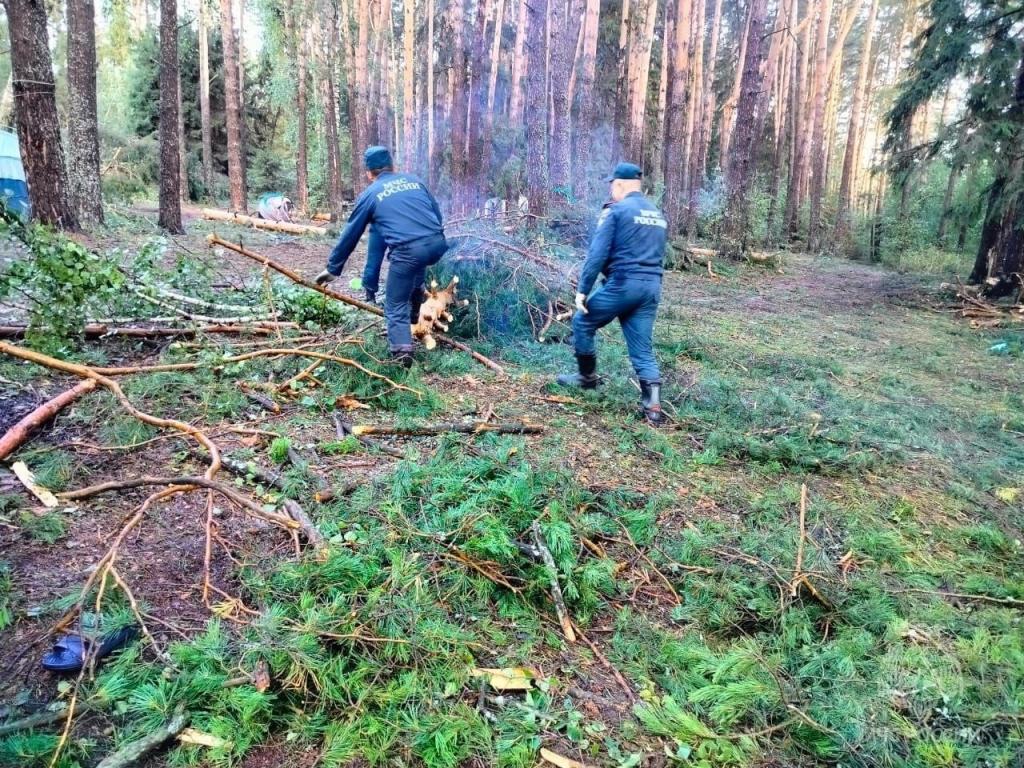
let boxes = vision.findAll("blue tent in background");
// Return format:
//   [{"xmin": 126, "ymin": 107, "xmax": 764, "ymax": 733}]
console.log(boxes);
[{"xmin": 0, "ymin": 130, "xmax": 30, "ymax": 221}]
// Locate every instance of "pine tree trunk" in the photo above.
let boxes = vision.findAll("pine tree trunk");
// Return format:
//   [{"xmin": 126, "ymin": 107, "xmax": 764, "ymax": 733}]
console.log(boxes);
[
  {"xmin": 664, "ymin": 0, "xmax": 692, "ymax": 232},
  {"xmin": 803, "ymin": 0, "xmax": 835, "ymax": 248},
  {"xmin": 836, "ymin": 0, "xmax": 878, "ymax": 240},
  {"xmin": 650, "ymin": 3, "xmax": 671, "ymax": 190},
  {"xmin": 548, "ymin": 0, "xmax": 575, "ymax": 202},
  {"xmin": 487, "ymin": 0, "xmax": 505, "ymax": 114},
  {"xmin": 625, "ymin": 0, "xmax": 657, "ymax": 161},
  {"xmin": 524, "ymin": 0, "xmax": 548, "ymax": 219},
  {"xmin": 427, "ymin": 0, "xmax": 436, "ymax": 186},
  {"xmin": 66, "ymin": 0, "xmax": 104, "ymax": 225},
  {"xmin": 783, "ymin": 6, "xmax": 811, "ymax": 237},
  {"xmin": 693, "ymin": 0, "xmax": 721, "ymax": 190},
  {"xmin": 449, "ymin": 0, "xmax": 469, "ymax": 211},
  {"xmin": 467, "ymin": 0, "xmax": 492, "ymax": 206},
  {"xmin": 219, "ymin": 0, "xmax": 245, "ymax": 210},
  {"xmin": 683, "ymin": 0, "xmax": 704, "ymax": 217},
  {"xmin": 284, "ymin": 0, "xmax": 309, "ymax": 210},
  {"xmin": 158, "ymin": 0, "xmax": 184, "ymax": 232},
  {"xmin": 177, "ymin": 59, "xmax": 188, "ymax": 203},
  {"xmin": 403, "ymin": 0, "xmax": 415, "ymax": 165},
  {"xmin": 354, "ymin": 0, "xmax": 371, "ymax": 187},
  {"xmin": 718, "ymin": 3, "xmax": 751, "ymax": 168},
  {"xmin": 936, "ymin": 162, "xmax": 960, "ymax": 246},
  {"xmin": 198, "ymin": 0, "xmax": 214, "ymax": 196},
  {"xmin": 508, "ymin": 0, "xmax": 528, "ymax": 124},
  {"xmin": 572, "ymin": 0, "xmax": 600, "ymax": 199},
  {"xmin": 236, "ymin": 0, "xmax": 248, "ymax": 197},
  {"xmin": 613, "ymin": 0, "xmax": 631, "ymax": 155},
  {"xmin": 722, "ymin": 0, "xmax": 768, "ymax": 250},
  {"xmin": 3, "ymin": 0, "xmax": 78, "ymax": 229}
]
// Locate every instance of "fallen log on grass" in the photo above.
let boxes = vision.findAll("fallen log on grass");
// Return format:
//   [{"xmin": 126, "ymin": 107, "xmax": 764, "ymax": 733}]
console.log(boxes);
[
  {"xmin": 202, "ymin": 208, "xmax": 328, "ymax": 236},
  {"xmin": 208, "ymin": 234, "xmax": 507, "ymax": 376},
  {"xmin": 0, "ymin": 379, "xmax": 97, "ymax": 460},
  {"xmin": 349, "ymin": 421, "xmax": 543, "ymax": 437}
]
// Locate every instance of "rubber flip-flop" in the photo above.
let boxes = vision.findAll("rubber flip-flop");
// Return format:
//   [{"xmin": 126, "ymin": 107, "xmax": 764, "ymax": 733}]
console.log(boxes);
[{"xmin": 41, "ymin": 626, "xmax": 138, "ymax": 673}]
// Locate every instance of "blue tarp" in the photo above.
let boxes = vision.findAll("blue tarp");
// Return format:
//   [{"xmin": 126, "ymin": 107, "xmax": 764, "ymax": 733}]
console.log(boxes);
[{"xmin": 0, "ymin": 130, "xmax": 30, "ymax": 220}]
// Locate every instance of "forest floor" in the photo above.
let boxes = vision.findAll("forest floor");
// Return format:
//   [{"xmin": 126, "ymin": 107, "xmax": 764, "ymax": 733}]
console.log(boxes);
[{"xmin": 0, "ymin": 213, "xmax": 1022, "ymax": 768}]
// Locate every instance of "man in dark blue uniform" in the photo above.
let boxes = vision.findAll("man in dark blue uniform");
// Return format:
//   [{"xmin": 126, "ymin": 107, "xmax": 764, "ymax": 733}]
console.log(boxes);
[
  {"xmin": 316, "ymin": 146, "xmax": 448, "ymax": 364},
  {"xmin": 362, "ymin": 224, "xmax": 386, "ymax": 305},
  {"xmin": 556, "ymin": 162, "xmax": 668, "ymax": 425}
]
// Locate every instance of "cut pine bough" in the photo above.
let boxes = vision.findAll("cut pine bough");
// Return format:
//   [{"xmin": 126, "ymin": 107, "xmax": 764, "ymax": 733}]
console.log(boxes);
[{"xmin": 207, "ymin": 234, "xmax": 507, "ymax": 375}]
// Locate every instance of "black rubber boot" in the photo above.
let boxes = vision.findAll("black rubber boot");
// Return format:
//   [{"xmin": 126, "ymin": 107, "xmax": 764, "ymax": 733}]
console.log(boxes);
[
  {"xmin": 640, "ymin": 380, "xmax": 666, "ymax": 425},
  {"xmin": 390, "ymin": 347, "xmax": 415, "ymax": 368},
  {"xmin": 556, "ymin": 353, "xmax": 599, "ymax": 389},
  {"xmin": 365, "ymin": 289, "xmax": 377, "ymax": 305}
]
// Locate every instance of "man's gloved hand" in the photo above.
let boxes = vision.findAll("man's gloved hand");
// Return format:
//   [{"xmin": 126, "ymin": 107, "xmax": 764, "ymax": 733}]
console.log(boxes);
[
  {"xmin": 315, "ymin": 269, "xmax": 338, "ymax": 286},
  {"xmin": 574, "ymin": 292, "xmax": 588, "ymax": 315}
]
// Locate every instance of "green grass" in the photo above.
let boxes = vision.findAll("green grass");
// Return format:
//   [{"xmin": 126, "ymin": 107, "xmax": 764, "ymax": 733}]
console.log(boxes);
[{"xmin": 1, "ymin": 254, "xmax": 1022, "ymax": 767}]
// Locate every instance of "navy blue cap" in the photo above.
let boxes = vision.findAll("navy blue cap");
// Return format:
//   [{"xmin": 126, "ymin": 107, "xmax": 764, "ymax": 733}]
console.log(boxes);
[
  {"xmin": 603, "ymin": 162, "xmax": 643, "ymax": 182},
  {"xmin": 364, "ymin": 146, "xmax": 393, "ymax": 171}
]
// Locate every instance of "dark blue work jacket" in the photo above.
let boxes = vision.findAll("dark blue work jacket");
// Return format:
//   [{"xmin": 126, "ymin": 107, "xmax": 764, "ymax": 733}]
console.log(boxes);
[
  {"xmin": 578, "ymin": 191, "xmax": 667, "ymax": 295},
  {"xmin": 327, "ymin": 172, "xmax": 444, "ymax": 275}
]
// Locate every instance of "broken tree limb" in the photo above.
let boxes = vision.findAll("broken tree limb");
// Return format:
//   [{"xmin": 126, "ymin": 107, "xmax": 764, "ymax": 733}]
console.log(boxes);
[
  {"xmin": 0, "ymin": 708, "xmax": 68, "ymax": 736},
  {"xmin": 350, "ymin": 421, "xmax": 543, "ymax": 437},
  {"xmin": 282, "ymin": 499, "xmax": 326, "ymax": 550},
  {"xmin": 0, "ymin": 379, "xmax": 97, "ymax": 461},
  {"xmin": 59, "ymin": 475, "xmax": 299, "ymax": 530},
  {"xmin": 202, "ymin": 208, "xmax": 328, "ymax": 236},
  {"xmin": 0, "ymin": 342, "xmax": 222, "ymax": 481},
  {"xmin": 95, "ymin": 706, "xmax": 190, "ymax": 768},
  {"xmin": 0, "ymin": 324, "xmax": 289, "ymax": 340},
  {"xmin": 332, "ymin": 413, "xmax": 405, "ymax": 458},
  {"xmin": 531, "ymin": 520, "xmax": 576, "ymax": 643},
  {"xmin": 208, "ymin": 235, "xmax": 507, "ymax": 375}
]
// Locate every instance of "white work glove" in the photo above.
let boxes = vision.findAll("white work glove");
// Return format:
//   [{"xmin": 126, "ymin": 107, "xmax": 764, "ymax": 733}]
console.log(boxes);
[
  {"xmin": 315, "ymin": 269, "xmax": 338, "ymax": 286},
  {"xmin": 574, "ymin": 292, "xmax": 588, "ymax": 314}
]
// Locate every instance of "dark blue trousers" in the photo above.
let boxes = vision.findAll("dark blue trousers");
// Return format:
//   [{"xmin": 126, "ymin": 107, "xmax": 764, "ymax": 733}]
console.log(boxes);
[
  {"xmin": 362, "ymin": 228, "xmax": 387, "ymax": 296},
  {"xmin": 572, "ymin": 277, "xmax": 662, "ymax": 381},
  {"xmin": 385, "ymin": 233, "xmax": 448, "ymax": 352}
]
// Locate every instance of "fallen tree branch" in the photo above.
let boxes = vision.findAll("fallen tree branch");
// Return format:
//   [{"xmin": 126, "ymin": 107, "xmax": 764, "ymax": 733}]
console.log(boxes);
[
  {"xmin": 0, "ymin": 323, "xmax": 287, "ymax": 340},
  {"xmin": 350, "ymin": 421, "xmax": 543, "ymax": 437},
  {"xmin": 202, "ymin": 208, "xmax": 328, "ymax": 236},
  {"xmin": 0, "ymin": 342, "xmax": 222, "ymax": 480},
  {"xmin": 95, "ymin": 706, "xmax": 190, "ymax": 768},
  {"xmin": 0, "ymin": 380, "xmax": 97, "ymax": 460},
  {"xmin": 60, "ymin": 475, "xmax": 299, "ymax": 530},
  {"xmin": 208, "ymin": 235, "xmax": 507, "ymax": 375},
  {"xmin": 0, "ymin": 708, "xmax": 68, "ymax": 736},
  {"xmin": 333, "ymin": 413, "xmax": 405, "ymax": 458},
  {"xmin": 532, "ymin": 521, "xmax": 576, "ymax": 643}
]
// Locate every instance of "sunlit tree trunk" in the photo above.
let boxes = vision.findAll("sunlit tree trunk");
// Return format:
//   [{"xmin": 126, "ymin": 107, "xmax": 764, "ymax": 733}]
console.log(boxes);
[
  {"xmin": 449, "ymin": 0, "xmax": 469, "ymax": 210},
  {"xmin": 664, "ymin": 0, "xmax": 692, "ymax": 232},
  {"xmin": 783, "ymin": 5, "xmax": 811, "ymax": 236},
  {"xmin": 722, "ymin": 0, "xmax": 768, "ymax": 250},
  {"xmin": 524, "ymin": 0, "xmax": 548, "ymax": 218},
  {"xmin": 572, "ymin": 0, "xmax": 600, "ymax": 198},
  {"xmin": 219, "ymin": 0, "xmax": 246, "ymax": 209},
  {"xmin": 650, "ymin": 3, "xmax": 671, "ymax": 190},
  {"xmin": 693, "ymin": 0, "xmax": 721, "ymax": 192},
  {"xmin": 159, "ymin": 0, "xmax": 184, "ymax": 232},
  {"xmin": 718, "ymin": 3, "xmax": 750, "ymax": 167},
  {"xmin": 354, "ymin": 0, "xmax": 371, "ymax": 188},
  {"xmin": 836, "ymin": 0, "xmax": 879, "ymax": 241},
  {"xmin": 403, "ymin": 0, "xmax": 415, "ymax": 166},
  {"xmin": 66, "ymin": 0, "xmax": 104, "ymax": 224},
  {"xmin": 624, "ymin": 0, "xmax": 657, "ymax": 161},
  {"xmin": 198, "ymin": 0, "xmax": 214, "ymax": 196},
  {"xmin": 3, "ymin": 0, "xmax": 78, "ymax": 229},
  {"xmin": 509, "ymin": 0, "xmax": 528, "ymax": 124},
  {"xmin": 682, "ymin": 0, "xmax": 704, "ymax": 213}
]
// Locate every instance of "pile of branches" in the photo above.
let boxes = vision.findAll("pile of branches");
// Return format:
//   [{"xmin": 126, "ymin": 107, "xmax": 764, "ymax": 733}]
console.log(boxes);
[{"xmin": 940, "ymin": 279, "xmax": 1024, "ymax": 327}]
